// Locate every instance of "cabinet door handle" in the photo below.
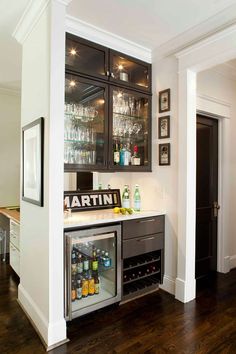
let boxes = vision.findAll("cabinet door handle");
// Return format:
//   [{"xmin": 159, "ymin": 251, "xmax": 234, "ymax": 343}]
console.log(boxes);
[
  {"xmin": 138, "ymin": 218, "xmax": 155, "ymax": 223},
  {"xmin": 137, "ymin": 236, "xmax": 155, "ymax": 242}
]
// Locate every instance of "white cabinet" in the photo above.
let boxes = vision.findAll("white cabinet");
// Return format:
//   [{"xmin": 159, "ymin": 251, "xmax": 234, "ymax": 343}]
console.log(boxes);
[{"xmin": 10, "ymin": 219, "xmax": 20, "ymax": 276}]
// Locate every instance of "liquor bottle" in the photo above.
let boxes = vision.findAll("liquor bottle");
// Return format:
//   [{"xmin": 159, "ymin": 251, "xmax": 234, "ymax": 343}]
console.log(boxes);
[
  {"xmin": 94, "ymin": 276, "xmax": 100, "ymax": 294},
  {"xmin": 103, "ymin": 251, "xmax": 111, "ymax": 267},
  {"xmin": 122, "ymin": 185, "xmax": 130, "ymax": 208},
  {"xmin": 131, "ymin": 145, "xmax": 141, "ymax": 166},
  {"xmin": 77, "ymin": 253, "xmax": 83, "ymax": 274},
  {"xmin": 133, "ymin": 184, "xmax": 141, "ymax": 211},
  {"xmin": 113, "ymin": 141, "xmax": 120, "ymax": 165},
  {"xmin": 88, "ymin": 276, "xmax": 95, "ymax": 296},
  {"xmin": 92, "ymin": 249, "xmax": 98, "ymax": 271},
  {"xmin": 123, "ymin": 145, "xmax": 130, "ymax": 166},
  {"xmin": 76, "ymin": 277, "xmax": 82, "ymax": 300},
  {"xmin": 82, "ymin": 277, "xmax": 89, "ymax": 297},
  {"xmin": 119, "ymin": 144, "xmax": 125, "ymax": 166}
]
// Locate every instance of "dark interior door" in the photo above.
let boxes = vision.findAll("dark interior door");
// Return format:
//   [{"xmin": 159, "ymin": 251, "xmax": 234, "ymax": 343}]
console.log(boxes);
[{"xmin": 196, "ymin": 115, "xmax": 218, "ymax": 279}]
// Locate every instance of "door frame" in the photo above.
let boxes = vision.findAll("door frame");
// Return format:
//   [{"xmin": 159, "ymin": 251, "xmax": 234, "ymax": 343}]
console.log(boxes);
[{"xmin": 175, "ymin": 25, "xmax": 236, "ymax": 303}]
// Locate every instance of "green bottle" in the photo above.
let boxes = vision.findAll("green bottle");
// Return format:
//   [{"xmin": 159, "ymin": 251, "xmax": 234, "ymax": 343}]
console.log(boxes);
[
  {"xmin": 122, "ymin": 185, "xmax": 130, "ymax": 208},
  {"xmin": 133, "ymin": 184, "xmax": 141, "ymax": 211}
]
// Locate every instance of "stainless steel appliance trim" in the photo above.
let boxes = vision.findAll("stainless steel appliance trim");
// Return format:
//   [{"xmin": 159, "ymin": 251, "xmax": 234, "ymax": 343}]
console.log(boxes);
[{"xmin": 138, "ymin": 218, "xmax": 155, "ymax": 223}]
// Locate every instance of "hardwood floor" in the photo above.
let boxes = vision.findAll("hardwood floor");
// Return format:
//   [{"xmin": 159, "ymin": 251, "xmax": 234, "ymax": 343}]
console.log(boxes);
[{"xmin": 1, "ymin": 262, "xmax": 236, "ymax": 354}]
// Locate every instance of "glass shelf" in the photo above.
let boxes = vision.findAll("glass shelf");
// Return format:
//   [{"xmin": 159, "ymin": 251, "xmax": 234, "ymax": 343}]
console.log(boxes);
[{"xmin": 113, "ymin": 112, "xmax": 145, "ymax": 121}]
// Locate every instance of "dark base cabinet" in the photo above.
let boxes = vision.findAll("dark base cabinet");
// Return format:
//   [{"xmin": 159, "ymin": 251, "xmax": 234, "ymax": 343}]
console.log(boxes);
[{"xmin": 121, "ymin": 216, "xmax": 164, "ymax": 302}]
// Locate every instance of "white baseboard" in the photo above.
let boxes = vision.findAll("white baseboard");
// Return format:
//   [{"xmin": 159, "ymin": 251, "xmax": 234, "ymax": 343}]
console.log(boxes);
[
  {"xmin": 18, "ymin": 284, "xmax": 67, "ymax": 348},
  {"xmin": 160, "ymin": 275, "xmax": 175, "ymax": 295},
  {"xmin": 175, "ymin": 277, "xmax": 196, "ymax": 303},
  {"xmin": 229, "ymin": 255, "xmax": 236, "ymax": 270}
]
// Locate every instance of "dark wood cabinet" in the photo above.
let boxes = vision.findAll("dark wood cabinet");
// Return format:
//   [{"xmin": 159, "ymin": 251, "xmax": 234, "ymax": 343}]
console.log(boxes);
[
  {"xmin": 121, "ymin": 215, "xmax": 164, "ymax": 302},
  {"xmin": 65, "ymin": 33, "xmax": 152, "ymax": 172}
]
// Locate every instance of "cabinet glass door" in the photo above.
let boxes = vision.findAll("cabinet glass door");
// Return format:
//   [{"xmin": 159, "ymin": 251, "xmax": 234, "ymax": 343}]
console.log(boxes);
[
  {"xmin": 111, "ymin": 87, "xmax": 151, "ymax": 171},
  {"xmin": 64, "ymin": 74, "xmax": 108, "ymax": 171},
  {"xmin": 110, "ymin": 51, "xmax": 151, "ymax": 91},
  {"xmin": 66, "ymin": 34, "xmax": 108, "ymax": 80}
]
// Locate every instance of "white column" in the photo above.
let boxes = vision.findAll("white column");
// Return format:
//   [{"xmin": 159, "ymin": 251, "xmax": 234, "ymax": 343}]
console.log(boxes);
[
  {"xmin": 13, "ymin": 0, "xmax": 71, "ymax": 348},
  {"xmin": 175, "ymin": 69, "xmax": 197, "ymax": 302}
]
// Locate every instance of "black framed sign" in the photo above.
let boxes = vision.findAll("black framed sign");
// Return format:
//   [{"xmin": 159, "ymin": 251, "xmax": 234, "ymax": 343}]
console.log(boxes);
[
  {"xmin": 64, "ymin": 189, "xmax": 121, "ymax": 212},
  {"xmin": 158, "ymin": 116, "xmax": 170, "ymax": 139},
  {"xmin": 159, "ymin": 88, "xmax": 171, "ymax": 113},
  {"xmin": 22, "ymin": 117, "xmax": 44, "ymax": 206},
  {"xmin": 159, "ymin": 143, "xmax": 171, "ymax": 166}
]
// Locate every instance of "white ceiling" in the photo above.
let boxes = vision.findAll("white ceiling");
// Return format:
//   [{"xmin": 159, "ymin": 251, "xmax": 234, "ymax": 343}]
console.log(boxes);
[
  {"xmin": 67, "ymin": 0, "xmax": 236, "ymax": 49},
  {"xmin": 1, "ymin": 0, "xmax": 236, "ymax": 91}
]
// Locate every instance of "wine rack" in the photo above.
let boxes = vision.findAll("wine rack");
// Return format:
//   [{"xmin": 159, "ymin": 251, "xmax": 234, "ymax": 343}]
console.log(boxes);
[{"xmin": 122, "ymin": 250, "xmax": 162, "ymax": 300}]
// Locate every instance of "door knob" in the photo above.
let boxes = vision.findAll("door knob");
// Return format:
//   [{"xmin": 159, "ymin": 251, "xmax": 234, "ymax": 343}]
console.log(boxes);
[{"xmin": 213, "ymin": 201, "xmax": 220, "ymax": 217}]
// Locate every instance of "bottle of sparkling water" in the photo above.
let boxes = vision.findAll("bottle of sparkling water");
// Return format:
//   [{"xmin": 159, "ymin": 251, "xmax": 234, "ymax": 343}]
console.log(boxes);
[
  {"xmin": 122, "ymin": 185, "xmax": 130, "ymax": 208},
  {"xmin": 133, "ymin": 184, "xmax": 141, "ymax": 211}
]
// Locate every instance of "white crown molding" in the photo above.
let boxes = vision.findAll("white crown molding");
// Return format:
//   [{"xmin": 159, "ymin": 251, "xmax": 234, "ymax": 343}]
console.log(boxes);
[
  {"xmin": 153, "ymin": 3, "xmax": 236, "ymax": 60},
  {"xmin": 0, "ymin": 87, "xmax": 21, "ymax": 97},
  {"xmin": 66, "ymin": 15, "xmax": 152, "ymax": 63},
  {"xmin": 12, "ymin": 0, "xmax": 72, "ymax": 45}
]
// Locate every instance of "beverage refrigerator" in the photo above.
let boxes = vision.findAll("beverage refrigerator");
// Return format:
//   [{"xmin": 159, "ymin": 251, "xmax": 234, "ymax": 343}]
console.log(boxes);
[{"xmin": 64, "ymin": 224, "xmax": 121, "ymax": 320}]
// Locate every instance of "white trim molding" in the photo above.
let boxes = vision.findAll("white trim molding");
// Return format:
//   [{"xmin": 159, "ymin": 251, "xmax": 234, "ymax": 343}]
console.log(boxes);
[
  {"xmin": 197, "ymin": 94, "xmax": 231, "ymax": 119},
  {"xmin": 12, "ymin": 0, "xmax": 72, "ymax": 44},
  {"xmin": 229, "ymin": 255, "xmax": 236, "ymax": 270},
  {"xmin": 160, "ymin": 275, "xmax": 175, "ymax": 295},
  {"xmin": 153, "ymin": 3, "xmax": 236, "ymax": 60},
  {"xmin": 66, "ymin": 16, "xmax": 152, "ymax": 63}
]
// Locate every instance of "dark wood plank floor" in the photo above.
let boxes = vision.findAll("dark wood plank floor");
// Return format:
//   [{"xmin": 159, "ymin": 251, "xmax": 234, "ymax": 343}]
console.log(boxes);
[{"xmin": 1, "ymin": 262, "xmax": 236, "ymax": 354}]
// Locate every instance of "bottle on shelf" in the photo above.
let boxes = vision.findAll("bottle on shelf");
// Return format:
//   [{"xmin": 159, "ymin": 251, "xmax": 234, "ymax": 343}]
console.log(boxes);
[
  {"xmin": 122, "ymin": 185, "xmax": 130, "ymax": 208},
  {"xmin": 71, "ymin": 247, "xmax": 77, "ymax": 276},
  {"xmin": 123, "ymin": 143, "xmax": 131, "ymax": 166},
  {"xmin": 133, "ymin": 184, "xmax": 141, "ymax": 212},
  {"xmin": 103, "ymin": 251, "xmax": 111, "ymax": 267},
  {"xmin": 98, "ymin": 183, "xmax": 102, "ymax": 190},
  {"xmin": 76, "ymin": 277, "xmax": 82, "ymax": 300},
  {"xmin": 77, "ymin": 253, "xmax": 83, "ymax": 274},
  {"xmin": 92, "ymin": 248, "xmax": 98, "ymax": 271},
  {"xmin": 82, "ymin": 277, "xmax": 89, "ymax": 298},
  {"xmin": 113, "ymin": 140, "xmax": 120, "ymax": 165},
  {"xmin": 119, "ymin": 144, "xmax": 126, "ymax": 166},
  {"xmin": 131, "ymin": 145, "xmax": 141, "ymax": 166},
  {"xmin": 94, "ymin": 276, "xmax": 100, "ymax": 294},
  {"xmin": 71, "ymin": 277, "xmax": 76, "ymax": 302},
  {"xmin": 83, "ymin": 256, "xmax": 89, "ymax": 272},
  {"xmin": 100, "ymin": 250, "xmax": 105, "ymax": 264},
  {"xmin": 88, "ymin": 275, "xmax": 95, "ymax": 296}
]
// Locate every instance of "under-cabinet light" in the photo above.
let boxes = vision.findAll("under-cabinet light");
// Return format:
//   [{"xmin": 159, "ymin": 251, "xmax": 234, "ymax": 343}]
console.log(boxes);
[{"xmin": 70, "ymin": 48, "xmax": 77, "ymax": 56}]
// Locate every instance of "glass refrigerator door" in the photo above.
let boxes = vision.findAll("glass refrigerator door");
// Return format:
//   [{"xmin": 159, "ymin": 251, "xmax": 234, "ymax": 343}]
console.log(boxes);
[
  {"xmin": 64, "ymin": 74, "xmax": 108, "ymax": 170},
  {"xmin": 111, "ymin": 87, "xmax": 150, "ymax": 169},
  {"xmin": 65, "ymin": 225, "xmax": 121, "ymax": 320}
]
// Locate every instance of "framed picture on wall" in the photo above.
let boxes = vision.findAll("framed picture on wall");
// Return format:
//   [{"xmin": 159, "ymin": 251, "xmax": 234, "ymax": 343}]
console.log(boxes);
[
  {"xmin": 159, "ymin": 88, "xmax": 171, "ymax": 113},
  {"xmin": 22, "ymin": 117, "xmax": 44, "ymax": 206},
  {"xmin": 159, "ymin": 143, "xmax": 171, "ymax": 166},
  {"xmin": 158, "ymin": 116, "xmax": 170, "ymax": 139}
]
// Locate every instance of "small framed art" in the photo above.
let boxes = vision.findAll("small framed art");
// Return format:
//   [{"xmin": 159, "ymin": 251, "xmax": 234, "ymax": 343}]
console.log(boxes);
[
  {"xmin": 159, "ymin": 143, "xmax": 171, "ymax": 166},
  {"xmin": 22, "ymin": 117, "xmax": 44, "ymax": 206},
  {"xmin": 159, "ymin": 88, "xmax": 170, "ymax": 113},
  {"xmin": 158, "ymin": 116, "xmax": 170, "ymax": 139}
]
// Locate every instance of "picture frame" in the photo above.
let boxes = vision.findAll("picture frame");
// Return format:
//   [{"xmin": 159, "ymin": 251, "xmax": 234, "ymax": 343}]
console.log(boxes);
[
  {"xmin": 158, "ymin": 116, "xmax": 170, "ymax": 139},
  {"xmin": 159, "ymin": 143, "xmax": 171, "ymax": 166},
  {"xmin": 159, "ymin": 88, "xmax": 171, "ymax": 113},
  {"xmin": 22, "ymin": 117, "xmax": 44, "ymax": 206}
]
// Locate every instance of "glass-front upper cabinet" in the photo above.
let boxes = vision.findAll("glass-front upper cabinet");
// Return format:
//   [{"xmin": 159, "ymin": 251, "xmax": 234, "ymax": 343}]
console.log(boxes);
[
  {"xmin": 110, "ymin": 87, "xmax": 151, "ymax": 171},
  {"xmin": 65, "ymin": 34, "xmax": 109, "ymax": 81},
  {"xmin": 64, "ymin": 74, "xmax": 108, "ymax": 171},
  {"xmin": 110, "ymin": 50, "xmax": 151, "ymax": 92}
]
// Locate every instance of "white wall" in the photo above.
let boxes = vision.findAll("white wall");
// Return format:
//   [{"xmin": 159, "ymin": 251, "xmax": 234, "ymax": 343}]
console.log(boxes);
[
  {"xmin": 197, "ymin": 68, "xmax": 236, "ymax": 269},
  {"xmin": 0, "ymin": 90, "xmax": 20, "ymax": 207}
]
